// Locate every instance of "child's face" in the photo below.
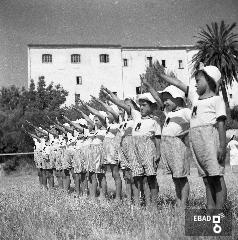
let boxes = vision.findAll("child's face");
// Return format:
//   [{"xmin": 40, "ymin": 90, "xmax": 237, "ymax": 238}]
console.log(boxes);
[
  {"xmin": 94, "ymin": 116, "xmax": 103, "ymax": 128},
  {"xmin": 162, "ymin": 93, "xmax": 177, "ymax": 112},
  {"xmin": 195, "ymin": 72, "xmax": 209, "ymax": 96},
  {"xmin": 139, "ymin": 100, "xmax": 153, "ymax": 117}
]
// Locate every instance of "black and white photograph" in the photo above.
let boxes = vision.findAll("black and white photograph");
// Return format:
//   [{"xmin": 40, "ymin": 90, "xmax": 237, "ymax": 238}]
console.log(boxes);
[{"xmin": 0, "ymin": 0, "xmax": 238, "ymax": 239}]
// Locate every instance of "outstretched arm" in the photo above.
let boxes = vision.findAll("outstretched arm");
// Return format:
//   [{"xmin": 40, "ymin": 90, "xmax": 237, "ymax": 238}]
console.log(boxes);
[
  {"xmin": 62, "ymin": 115, "xmax": 84, "ymax": 133},
  {"xmin": 22, "ymin": 125, "xmax": 41, "ymax": 142},
  {"xmin": 25, "ymin": 120, "xmax": 48, "ymax": 136},
  {"xmin": 158, "ymin": 73, "xmax": 187, "ymax": 93},
  {"xmin": 73, "ymin": 107, "xmax": 94, "ymax": 128},
  {"xmin": 55, "ymin": 117, "xmax": 74, "ymax": 134},
  {"xmin": 91, "ymin": 95, "xmax": 120, "ymax": 123},
  {"xmin": 39, "ymin": 124, "xmax": 59, "ymax": 137},
  {"xmin": 85, "ymin": 104, "xmax": 107, "ymax": 127},
  {"xmin": 101, "ymin": 86, "xmax": 131, "ymax": 114}
]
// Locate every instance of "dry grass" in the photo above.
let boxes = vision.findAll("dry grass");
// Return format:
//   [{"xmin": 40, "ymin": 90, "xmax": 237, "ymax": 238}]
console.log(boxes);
[{"xmin": 0, "ymin": 168, "xmax": 237, "ymax": 240}]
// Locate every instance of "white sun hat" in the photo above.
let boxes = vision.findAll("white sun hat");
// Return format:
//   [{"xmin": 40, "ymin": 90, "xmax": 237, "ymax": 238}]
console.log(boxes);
[
  {"xmin": 199, "ymin": 63, "xmax": 221, "ymax": 85},
  {"xmin": 138, "ymin": 92, "xmax": 156, "ymax": 103},
  {"xmin": 63, "ymin": 123, "xmax": 70, "ymax": 127},
  {"xmin": 99, "ymin": 111, "xmax": 108, "ymax": 118},
  {"xmin": 73, "ymin": 118, "xmax": 87, "ymax": 125},
  {"xmin": 159, "ymin": 85, "xmax": 185, "ymax": 99}
]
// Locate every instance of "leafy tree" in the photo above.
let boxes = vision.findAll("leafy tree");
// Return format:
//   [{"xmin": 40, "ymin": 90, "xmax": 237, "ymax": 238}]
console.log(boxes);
[{"xmin": 192, "ymin": 21, "xmax": 238, "ymax": 108}]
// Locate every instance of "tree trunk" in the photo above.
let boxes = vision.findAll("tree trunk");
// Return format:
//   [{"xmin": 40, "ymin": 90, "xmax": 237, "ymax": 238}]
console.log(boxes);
[{"xmin": 220, "ymin": 80, "xmax": 229, "ymax": 109}]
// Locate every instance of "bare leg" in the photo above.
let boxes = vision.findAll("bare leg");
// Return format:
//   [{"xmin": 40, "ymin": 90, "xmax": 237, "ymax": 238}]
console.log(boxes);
[
  {"xmin": 203, "ymin": 177, "xmax": 216, "ymax": 213},
  {"xmin": 37, "ymin": 168, "xmax": 43, "ymax": 186},
  {"xmin": 55, "ymin": 170, "xmax": 63, "ymax": 188},
  {"xmin": 173, "ymin": 178, "xmax": 182, "ymax": 207},
  {"xmin": 42, "ymin": 169, "xmax": 48, "ymax": 189},
  {"xmin": 143, "ymin": 176, "xmax": 151, "ymax": 206},
  {"xmin": 110, "ymin": 165, "xmax": 122, "ymax": 200},
  {"xmin": 213, "ymin": 176, "xmax": 227, "ymax": 210},
  {"xmin": 63, "ymin": 169, "xmax": 71, "ymax": 192},
  {"xmin": 81, "ymin": 172, "xmax": 88, "ymax": 196},
  {"xmin": 133, "ymin": 176, "xmax": 143, "ymax": 206},
  {"xmin": 88, "ymin": 172, "xmax": 97, "ymax": 198},
  {"xmin": 147, "ymin": 175, "xmax": 158, "ymax": 206},
  {"xmin": 97, "ymin": 173, "xmax": 107, "ymax": 200},
  {"xmin": 70, "ymin": 168, "xmax": 76, "ymax": 189},
  {"xmin": 75, "ymin": 173, "xmax": 80, "ymax": 195},
  {"xmin": 47, "ymin": 169, "xmax": 54, "ymax": 188},
  {"xmin": 123, "ymin": 169, "xmax": 133, "ymax": 203}
]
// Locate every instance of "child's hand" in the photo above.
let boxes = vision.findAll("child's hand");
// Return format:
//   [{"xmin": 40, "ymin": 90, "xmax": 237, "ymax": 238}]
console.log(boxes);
[{"xmin": 217, "ymin": 146, "xmax": 226, "ymax": 163}]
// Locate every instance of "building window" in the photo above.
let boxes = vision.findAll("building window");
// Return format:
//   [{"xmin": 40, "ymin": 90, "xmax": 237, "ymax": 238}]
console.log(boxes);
[
  {"xmin": 75, "ymin": 94, "xmax": 81, "ymax": 105},
  {"xmin": 136, "ymin": 86, "xmax": 141, "ymax": 94},
  {"xmin": 178, "ymin": 60, "xmax": 184, "ymax": 69},
  {"xmin": 112, "ymin": 92, "xmax": 117, "ymax": 96},
  {"xmin": 76, "ymin": 76, "xmax": 82, "ymax": 85},
  {"xmin": 71, "ymin": 54, "xmax": 81, "ymax": 63},
  {"xmin": 161, "ymin": 60, "xmax": 166, "ymax": 68},
  {"xmin": 42, "ymin": 54, "xmax": 52, "ymax": 63},
  {"xmin": 147, "ymin": 57, "xmax": 152, "ymax": 67},
  {"xmin": 99, "ymin": 54, "xmax": 109, "ymax": 63},
  {"xmin": 123, "ymin": 59, "xmax": 128, "ymax": 67}
]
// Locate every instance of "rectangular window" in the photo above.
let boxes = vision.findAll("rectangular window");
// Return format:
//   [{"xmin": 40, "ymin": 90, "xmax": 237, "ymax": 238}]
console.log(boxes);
[
  {"xmin": 71, "ymin": 54, "xmax": 81, "ymax": 63},
  {"xmin": 147, "ymin": 57, "xmax": 152, "ymax": 67},
  {"xmin": 99, "ymin": 54, "xmax": 109, "ymax": 63},
  {"xmin": 136, "ymin": 86, "xmax": 141, "ymax": 94},
  {"xmin": 161, "ymin": 60, "xmax": 166, "ymax": 68},
  {"xmin": 123, "ymin": 59, "xmax": 128, "ymax": 67},
  {"xmin": 76, "ymin": 76, "xmax": 82, "ymax": 85},
  {"xmin": 112, "ymin": 92, "xmax": 117, "ymax": 96},
  {"xmin": 178, "ymin": 60, "xmax": 184, "ymax": 69},
  {"xmin": 42, "ymin": 54, "xmax": 52, "ymax": 63}
]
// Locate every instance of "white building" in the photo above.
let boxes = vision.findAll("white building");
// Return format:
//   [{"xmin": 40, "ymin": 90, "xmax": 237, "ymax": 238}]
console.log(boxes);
[{"xmin": 27, "ymin": 44, "xmax": 237, "ymax": 106}]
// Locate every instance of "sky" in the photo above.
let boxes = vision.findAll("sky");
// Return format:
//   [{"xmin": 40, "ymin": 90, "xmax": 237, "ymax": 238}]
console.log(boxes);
[{"xmin": 0, "ymin": 0, "xmax": 237, "ymax": 88}]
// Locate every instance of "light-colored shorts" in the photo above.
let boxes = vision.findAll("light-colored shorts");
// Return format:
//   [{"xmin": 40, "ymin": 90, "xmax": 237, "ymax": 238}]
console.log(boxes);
[
  {"xmin": 189, "ymin": 125, "xmax": 225, "ymax": 177},
  {"xmin": 72, "ymin": 148, "xmax": 86, "ymax": 173},
  {"xmin": 34, "ymin": 150, "xmax": 43, "ymax": 169},
  {"xmin": 50, "ymin": 148, "xmax": 63, "ymax": 171},
  {"xmin": 61, "ymin": 148, "xmax": 74, "ymax": 170},
  {"xmin": 120, "ymin": 136, "xmax": 133, "ymax": 170},
  {"xmin": 161, "ymin": 135, "xmax": 190, "ymax": 178},
  {"xmin": 125, "ymin": 135, "xmax": 158, "ymax": 177},
  {"xmin": 41, "ymin": 153, "xmax": 54, "ymax": 169},
  {"xmin": 88, "ymin": 144, "xmax": 105, "ymax": 174},
  {"xmin": 102, "ymin": 136, "xmax": 120, "ymax": 165}
]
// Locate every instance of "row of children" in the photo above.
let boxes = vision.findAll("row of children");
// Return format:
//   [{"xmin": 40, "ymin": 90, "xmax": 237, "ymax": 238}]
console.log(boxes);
[{"xmin": 23, "ymin": 63, "xmax": 227, "ymax": 212}]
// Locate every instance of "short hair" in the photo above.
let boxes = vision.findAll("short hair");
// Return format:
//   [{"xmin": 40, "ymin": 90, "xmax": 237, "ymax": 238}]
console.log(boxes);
[{"xmin": 195, "ymin": 70, "xmax": 217, "ymax": 93}]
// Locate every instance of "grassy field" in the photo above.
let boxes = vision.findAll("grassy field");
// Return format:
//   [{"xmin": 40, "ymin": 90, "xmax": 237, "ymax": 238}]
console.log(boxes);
[{"xmin": 0, "ymin": 168, "xmax": 237, "ymax": 240}]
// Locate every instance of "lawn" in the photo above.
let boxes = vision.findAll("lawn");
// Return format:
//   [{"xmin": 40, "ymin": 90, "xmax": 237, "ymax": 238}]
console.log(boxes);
[{"xmin": 0, "ymin": 168, "xmax": 237, "ymax": 240}]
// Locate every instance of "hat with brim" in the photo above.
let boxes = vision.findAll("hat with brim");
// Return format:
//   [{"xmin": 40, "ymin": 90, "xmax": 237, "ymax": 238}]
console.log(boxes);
[
  {"xmin": 159, "ymin": 85, "xmax": 185, "ymax": 100},
  {"xmin": 198, "ymin": 63, "xmax": 221, "ymax": 86},
  {"xmin": 138, "ymin": 92, "xmax": 156, "ymax": 103}
]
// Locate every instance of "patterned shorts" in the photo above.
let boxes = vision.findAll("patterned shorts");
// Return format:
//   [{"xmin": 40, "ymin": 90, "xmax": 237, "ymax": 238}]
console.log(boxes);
[
  {"xmin": 50, "ymin": 148, "xmax": 63, "ymax": 171},
  {"xmin": 120, "ymin": 136, "xmax": 133, "ymax": 169},
  {"xmin": 72, "ymin": 148, "xmax": 87, "ymax": 173},
  {"xmin": 61, "ymin": 148, "xmax": 74, "ymax": 170},
  {"xmin": 88, "ymin": 144, "xmax": 105, "ymax": 173},
  {"xmin": 189, "ymin": 125, "xmax": 225, "ymax": 177},
  {"xmin": 34, "ymin": 151, "xmax": 43, "ymax": 169},
  {"xmin": 102, "ymin": 137, "xmax": 120, "ymax": 165},
  {"xmin": 41, "ymin": 153, "xmax": 54, "ymax": 169},
  {"xmin": 125, "ymin": 135, "xmax": 158, "ymax": 177},
  {"xmin": 161, "ymin": 135, "xmax": 190, "ymax": 178}
]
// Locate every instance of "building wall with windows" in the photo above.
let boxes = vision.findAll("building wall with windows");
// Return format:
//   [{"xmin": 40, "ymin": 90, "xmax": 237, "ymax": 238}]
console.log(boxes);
[{"xmin": 28, "ymin": 44, "xmax": 237, "ymax": 106}]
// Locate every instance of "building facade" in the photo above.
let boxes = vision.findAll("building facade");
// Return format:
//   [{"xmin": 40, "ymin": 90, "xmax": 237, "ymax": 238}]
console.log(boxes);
[{"xmin": 28, "ymin": 44, "xmax": 237, "ymax": 106}]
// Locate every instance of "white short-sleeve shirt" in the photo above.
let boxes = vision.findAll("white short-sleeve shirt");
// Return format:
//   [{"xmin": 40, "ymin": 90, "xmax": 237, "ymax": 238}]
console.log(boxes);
[
  {"xmin": 188, "ymin": 87, "xmax": 226, "ymax": 128},
  {"xmin": 132, "ymin": 116, "xmax": 161, "ymax": 137},
  {"xmin": 105, "ymin": 123, "xmax": 120, "ymax": 138},
  {"xmin": 162, "ymin": 108, "xmax": 191, "ymax": 136},
  {"xmin": 91, "ymin": 129, "xmax": 107, "ymax": 144}
]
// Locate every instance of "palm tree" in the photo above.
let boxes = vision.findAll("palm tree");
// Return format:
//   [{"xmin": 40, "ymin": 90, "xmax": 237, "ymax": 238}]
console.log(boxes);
[{"xmin": 192, "ymin": 21, "xmax": 238, "ymax": 108}]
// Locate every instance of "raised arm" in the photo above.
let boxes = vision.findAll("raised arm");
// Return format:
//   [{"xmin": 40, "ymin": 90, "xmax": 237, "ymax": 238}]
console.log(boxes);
[
  {"xmin": 55, "ymin": 117, "xmax": 74, "ymax": 134},
  {"xmin": 141, "ymin": 78, "xmax": 164, "ymax": 107},
  {"xmin": 90, "ymin": 95, "xmax": 120, "ymax": 123},
  {"xmin": 74, "ymin": 101, "xmax": 95, "ymax": 128},
  {"xmin": 85, "ymin": 104, "xmax": 107, "ymax": 127},
  {"xmin": 159, "ymin": 73, "xmax": 187, "ymax": 93},
  {"xmin": 39, "ymin": 124, "xmax": 59, "ymax": 137},
  {"xmin": 22, "ymin": 125, "xmax": 41, "ymax": 142},
  {"xmin": 25, "ymin": 120, "xmax": 48, "ymax": 136},
  {"xmin": 101, "ymin": 86, "xmax": 131, "ymax": 114},
  {"xmin": 62, "ymin": 115, "xmax": 84, "ymax": 133}
]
